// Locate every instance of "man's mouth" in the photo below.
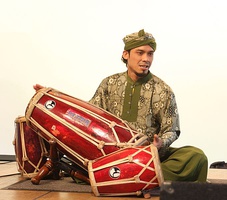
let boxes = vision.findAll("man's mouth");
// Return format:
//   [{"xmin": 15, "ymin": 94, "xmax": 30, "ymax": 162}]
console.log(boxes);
[{"xmin": 139, "ymin": 65, "xmax": 149, "ymax": 70}]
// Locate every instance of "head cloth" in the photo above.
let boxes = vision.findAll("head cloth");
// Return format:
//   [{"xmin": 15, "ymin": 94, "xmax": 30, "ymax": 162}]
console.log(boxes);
[{"xmin": 123, "ymin": 29, "xmax": 156, "ymax": 51}]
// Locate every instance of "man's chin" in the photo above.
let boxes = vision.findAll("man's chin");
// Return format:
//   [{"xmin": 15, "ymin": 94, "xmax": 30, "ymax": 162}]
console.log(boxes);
[{"xmin": 136, "ymin": 71, "xmax": 149, "ymax": 78}]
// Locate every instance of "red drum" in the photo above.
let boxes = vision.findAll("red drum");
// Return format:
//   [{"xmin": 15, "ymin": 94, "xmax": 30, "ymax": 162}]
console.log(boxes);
[
  {"xmin": 13, "ymin": 116, "xmax": 48, "ymax": 178},
  {"xmin": 88, "ymin": 144, "xmax": 164, "ymax": 197},
  {"xmin": 25, "ymin": 88, "xmax": 148, "ymax": 169}
]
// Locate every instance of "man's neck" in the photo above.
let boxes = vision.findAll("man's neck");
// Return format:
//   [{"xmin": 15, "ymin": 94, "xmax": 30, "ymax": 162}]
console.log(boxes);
[{"xmin": 127, "ymin": 71, "xmax": 149, "ymax": 82}]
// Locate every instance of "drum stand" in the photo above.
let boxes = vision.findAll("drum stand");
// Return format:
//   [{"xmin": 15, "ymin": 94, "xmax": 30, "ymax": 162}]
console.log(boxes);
[
  {"xmin": 31, "ymin": 138, "xmax": 90, "ymax": 185},
  {"xmin": 142, "ymin": 187, "xmax": 160, "ymax": 199}
]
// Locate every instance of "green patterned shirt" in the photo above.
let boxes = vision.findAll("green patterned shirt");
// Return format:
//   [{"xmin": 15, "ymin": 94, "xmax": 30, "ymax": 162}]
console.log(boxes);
[{"xmin": 89, "ymin": 71, "xmax": 180, "ymax": 155}]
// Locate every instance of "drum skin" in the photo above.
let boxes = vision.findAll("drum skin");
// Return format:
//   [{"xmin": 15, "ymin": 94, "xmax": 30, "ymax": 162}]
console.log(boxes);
[
  {"xmin": 25, "ymin": 88, "xmax": 148, "ymax": 168},
  {"xmin": 88, "ymin": 144, "xmax": 164, "ymax": 196},
  {"xmin": 13, "ymin": 116, "xmax": 48, "ymax": 178}
]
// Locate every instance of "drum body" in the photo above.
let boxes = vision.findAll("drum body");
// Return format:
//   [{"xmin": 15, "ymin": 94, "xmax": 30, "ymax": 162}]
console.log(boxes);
[
  {"xmin": 25, "ymin": 88, "xmax": 148, "ymax": 169},
  {"xmin": 88, "ymin": 144, "xmax": 164, "ymax": 196},
  {"xmin": 13, "ymin": 116, "xmax": 48, "ymax": 178}
]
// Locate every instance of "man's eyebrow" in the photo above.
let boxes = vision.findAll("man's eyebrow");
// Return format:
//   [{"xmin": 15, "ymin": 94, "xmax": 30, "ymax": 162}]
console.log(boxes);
[
  {"xmin": 136, "ymin": 49, "xmax": 154, "ymax": 53},
  {"xmin": 136, "ymin": 49, "xmax": 144, "ymax": 52}
]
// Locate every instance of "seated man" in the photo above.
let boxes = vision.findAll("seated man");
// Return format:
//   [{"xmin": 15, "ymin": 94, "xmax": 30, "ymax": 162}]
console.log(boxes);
[{"xmin": 89, "ymin": 29, "xmax": 208, "ymax": 182}]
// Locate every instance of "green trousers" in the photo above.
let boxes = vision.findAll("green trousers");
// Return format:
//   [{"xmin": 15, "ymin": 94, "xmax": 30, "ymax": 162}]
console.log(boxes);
[{"xmin": 160, "ymin": 146, "xmax": 208, "ymax": 182}]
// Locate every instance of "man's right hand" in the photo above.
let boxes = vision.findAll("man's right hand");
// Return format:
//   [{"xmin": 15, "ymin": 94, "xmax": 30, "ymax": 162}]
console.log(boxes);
[{"xmin": 153, "ymin": 134, "xmax": 163, "ymax": 150}]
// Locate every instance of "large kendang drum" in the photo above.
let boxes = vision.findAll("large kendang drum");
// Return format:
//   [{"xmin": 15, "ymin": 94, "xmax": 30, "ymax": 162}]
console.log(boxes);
[
  {"xmin": 13, "ymin": 116, "xmax": 48, "ymax": 178},
  {"xmin": 25, "ymin": 87, "xmax": 149, "ymax": 169},
  {"xmin": 88, "ymin": 144, "xmax": 163, "ymax": 196}
]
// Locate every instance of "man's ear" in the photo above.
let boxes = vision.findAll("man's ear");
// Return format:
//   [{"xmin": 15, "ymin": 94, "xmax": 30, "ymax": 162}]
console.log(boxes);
[{"xmin": 122, "ymin": 50, "xmax": 129, "ymax": 60}]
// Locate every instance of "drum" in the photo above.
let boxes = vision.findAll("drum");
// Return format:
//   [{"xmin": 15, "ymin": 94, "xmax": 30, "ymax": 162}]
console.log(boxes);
[
  {"xmin": 88, "ymin": 144, "xmax": 164, "ymax": 196},
  {"xmin": 13, "ymin": 116, "xmax": 49, "ymax": 178},
  {"xmin": 25, "ymin": 87, "xmax": 148, "ymax": 169}
]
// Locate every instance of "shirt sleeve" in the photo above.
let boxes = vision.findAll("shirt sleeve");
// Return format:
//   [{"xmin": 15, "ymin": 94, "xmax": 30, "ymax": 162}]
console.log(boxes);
[
  {"xmin": 152, "ymin": 85, "xmax": 181, "ymax": 153},
  {"xmin": 89, "ymin": 78, "xmax": 108, "ymax": 110}
]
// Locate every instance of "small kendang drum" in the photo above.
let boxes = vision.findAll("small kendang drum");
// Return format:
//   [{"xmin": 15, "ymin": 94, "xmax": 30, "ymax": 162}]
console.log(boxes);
[
  {"xmin": 25, "ymin": 87, "xmax": 148, "ymax": 169},
  {"xmin": 88, "ymin": 144, "xmax": 164, "ymax": 196},
  {"xmin": 13, "ymin": 116, "xmax": 49, "ymax": 178}
]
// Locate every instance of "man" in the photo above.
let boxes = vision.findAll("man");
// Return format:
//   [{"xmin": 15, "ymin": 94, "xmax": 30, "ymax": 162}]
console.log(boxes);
[{"xmin": 88, "ymin": 29, "xmax": 208, "ymax": 182}]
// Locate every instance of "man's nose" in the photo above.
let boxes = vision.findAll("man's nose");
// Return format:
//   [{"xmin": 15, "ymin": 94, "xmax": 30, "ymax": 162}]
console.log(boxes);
[{"xmin": 142, "ymin": 54, "xmax": 149, "ymax": 61}]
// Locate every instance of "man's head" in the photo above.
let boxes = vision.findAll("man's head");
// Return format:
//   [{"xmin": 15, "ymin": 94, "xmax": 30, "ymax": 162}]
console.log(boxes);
[
  {"xmin": 121, "ymin": 29, "xmax": 156, "ymax": 64},
  {"xmin": 121, "ymin": 29, "xmax": 156, "ymax": 81}
]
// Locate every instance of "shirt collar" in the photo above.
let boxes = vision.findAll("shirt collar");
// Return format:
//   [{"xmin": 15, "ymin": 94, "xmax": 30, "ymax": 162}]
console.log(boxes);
[{"xmin": 126, "ymin": 71, "xmax": 152, "ymax": 85}]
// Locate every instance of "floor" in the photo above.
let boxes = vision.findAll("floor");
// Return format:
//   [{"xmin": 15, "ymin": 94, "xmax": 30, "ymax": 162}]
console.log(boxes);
[
  {"xmin": 1, "ymin": 161, "xmax": 227, "ymax": 200},
  {"xmin": 0, "ymin": 161, "xmax": 159, "ymax": 200}
]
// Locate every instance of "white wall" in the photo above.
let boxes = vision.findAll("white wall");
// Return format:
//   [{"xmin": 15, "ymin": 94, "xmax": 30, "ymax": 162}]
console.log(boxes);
[{"xmin": 1, "ymin": 0, "xmax": 226, "ymax": 166}]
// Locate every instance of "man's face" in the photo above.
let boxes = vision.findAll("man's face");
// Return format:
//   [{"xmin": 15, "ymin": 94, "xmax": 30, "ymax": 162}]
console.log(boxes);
[{"xmin": 123, "ymin": 45, "xmax": 154, "ymax": 81}]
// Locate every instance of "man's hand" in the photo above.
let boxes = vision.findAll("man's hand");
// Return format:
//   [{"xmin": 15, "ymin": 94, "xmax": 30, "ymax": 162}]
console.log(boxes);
[
  {"xmin": 33, "ymin": 84, "xmax": 44, "ymax": 92},
  {"xmin": 153, "ymin": 134, "xmax": 162, "ymax": 150}
]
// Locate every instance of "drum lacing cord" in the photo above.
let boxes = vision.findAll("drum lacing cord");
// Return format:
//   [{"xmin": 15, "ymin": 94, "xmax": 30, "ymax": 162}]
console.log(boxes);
[
  {"xmin": 19, "ymin": 122, "xmax": 43, "ymax": 176},
  {"xmin": 90, "ymin": 156, "xmax": 133, "ymax": 172},
  {"xmin": 83, "ymin": 159, "xmax": 89, "ymax": 167},
  {"xmin": 109, "ymin": 121, "xmax": 116, "ymax": 128},
  {"xmin": 140, "ymin": 145, "xmax": 161, "ymax": 190},
  {"xmin": 133, "ymin": 145, "xmax": 156, "ymax": 173},
  {"xmin": 132, "ymin": 147, "xmax": 159, "ymax": 190},
  {"xmin": 28, "ymin": 116, "xmax": 87, "ymax": 165},
  {"xmin": 30, "ymin": 98, "xmax": 127, "ymax": 157},
  {"xmin": 45, "ymin": 89, "xmax": 150, "ymax": 150},
  {"xmin": 27, "ymin": 89, "xmax": 149, "ymax": 164},
  {"xmin": 97, "ymin": 141, "xmax": 105, "ymax": 150},
  {"xmin": 90, "ymin": 147, "xmax": 150, "ymax": 172},
  {"xmin": 32, "ymin": 100, "xmax": 109, "ymax": 155},
  {"xmin": 45, "ymin": 90, "xmax": 142, "ymax": 143}
]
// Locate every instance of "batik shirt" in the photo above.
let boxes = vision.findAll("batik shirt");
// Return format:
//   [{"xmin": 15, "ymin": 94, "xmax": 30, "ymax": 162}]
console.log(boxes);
[{"xmin": 89, "ymin": 71, "xmax": 180, "ymax": 156}]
